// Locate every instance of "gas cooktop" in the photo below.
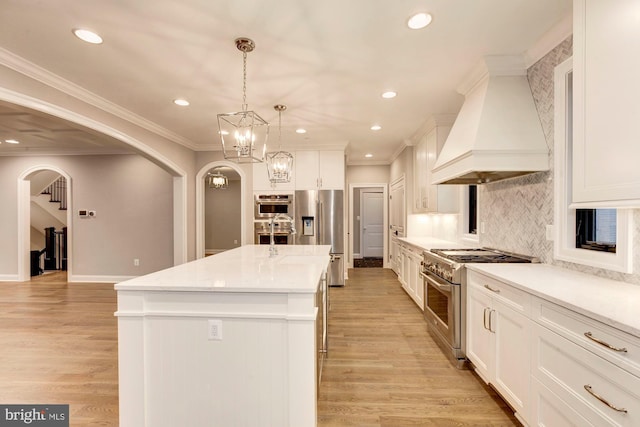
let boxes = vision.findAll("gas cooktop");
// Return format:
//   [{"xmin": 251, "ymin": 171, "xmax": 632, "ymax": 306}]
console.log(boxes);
[{"xmin": 430, "ymin": 248, "xmax": 538, "ymax": 264}]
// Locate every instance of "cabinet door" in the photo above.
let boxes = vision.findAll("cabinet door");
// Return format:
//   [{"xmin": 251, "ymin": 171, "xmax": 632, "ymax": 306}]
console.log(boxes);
[
  {"xmin": 573, "ymin": 0, "xmax": 640, "ymax": 205},
  {"xmin": 294, "ymin": 151, "xmax": 320, "ymax": 189},
  {"xmin": 493, "ymin": 298, "xmax": 531, "ymax": 422},
  {"xmin": 318, "ymin": 151, "xmax": 344, "ymax": 190},
  {"xmin": 413, "ymin": 135, "xmax": 428, "ymax": 212},
  {"xmin": 466, "ymin": 285, "xmax": 493, "ymax": 382},
  {"xmin": 410, "ymin": 252, "xmax": 423, "ymax": 310}
]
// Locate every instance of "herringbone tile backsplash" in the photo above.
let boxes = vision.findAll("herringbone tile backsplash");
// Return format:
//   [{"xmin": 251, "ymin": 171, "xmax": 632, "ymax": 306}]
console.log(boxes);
[{"xmin": 479, "ymin": 36, "xmax": 640, "ymax": 286}]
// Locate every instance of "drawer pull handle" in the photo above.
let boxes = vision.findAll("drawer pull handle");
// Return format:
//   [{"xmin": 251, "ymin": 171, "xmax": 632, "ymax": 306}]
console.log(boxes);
[
  {"xmin": 583, "ymin": 385, "xmax": 628, "ymax": 414},
  {"xmin": 584, "ymin": 332, "xmax": 628, "ymax": 353},
  {"xmin": 484, "ymin": 284, "xmax": 500, "ymax": 293}
]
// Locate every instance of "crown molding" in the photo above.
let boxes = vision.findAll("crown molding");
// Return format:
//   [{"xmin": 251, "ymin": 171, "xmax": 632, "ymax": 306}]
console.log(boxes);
[
  {"xmin": 0, "ymin": 48, "xmax": 199, "ymax": 150},
  {"xmin": 525, "ymin": 11, "xmax": 573, "ymax": 68}
]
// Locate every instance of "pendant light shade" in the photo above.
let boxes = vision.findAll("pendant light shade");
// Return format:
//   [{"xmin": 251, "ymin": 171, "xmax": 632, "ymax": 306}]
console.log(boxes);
[
  {"xmin": 266, "ymin": 104, "xmax": 294, "ymax": 184},
  {"xmin": 207, "ymin": 171, "xmax": 229, "ymax": 189},
  {"xmin": 217, "ymin": 38, "xmax": 268, "ymax": 163}
]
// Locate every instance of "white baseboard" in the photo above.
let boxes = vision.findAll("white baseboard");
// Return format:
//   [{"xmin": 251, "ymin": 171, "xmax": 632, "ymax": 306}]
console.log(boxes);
[
  {"xmin": 353, "ymin": 253, "xmax": 362, "ymax": 259},
  {"xmin": 0, "ymin": 274, "xmax": 19, "ymax": 282}
]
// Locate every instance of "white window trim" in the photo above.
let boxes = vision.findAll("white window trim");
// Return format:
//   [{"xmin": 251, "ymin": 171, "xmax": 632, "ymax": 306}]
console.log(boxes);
[{"xmin": 553, "ymin": 57, "xmax": 633, "ymax": 273}]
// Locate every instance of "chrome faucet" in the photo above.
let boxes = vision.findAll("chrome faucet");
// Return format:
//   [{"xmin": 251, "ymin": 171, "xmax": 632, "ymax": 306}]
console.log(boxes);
[{"xmin": 269, "ymin": 213, "xmax": 296, "ymax": 258}]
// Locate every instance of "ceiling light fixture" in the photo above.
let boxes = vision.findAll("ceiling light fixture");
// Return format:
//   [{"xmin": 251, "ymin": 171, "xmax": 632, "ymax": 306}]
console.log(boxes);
[
  {"xmin": 295, "ymin": 128, "xmax": 307, "ymax": 134},
  {"xmin": 382, "ymin": 91, "xmax": 397, "ymax": 99},
  {"xmin": 72, "ymin": 28, "xmax": 103, "ymax": 44},
  {"xmin": 5, "ymin": 139, "xmax": 19, "ymax": 144},
  {"xmin": 217, "ymin": 37, "xmax": 268, "ymax": 163},
  {"xmin": 365, "ymin": 153, "xmax": 373, "ymax": 158},
  {"xmin": 207, "ymin": 171, "xmax": 229, "ymax": 189},
  {"xmin": 266, "ymin": 104, "xmax": 294, "ymax": 185},
  {"xmin": 174, "ymin": 99, "xmax": 190, "ymax": 106},
  {"xmin": 371, "ymin": 125, "xmax": 382, "ymax": 131},
  {"xmin": 407, "ymin": 13, "xmax": 433, "ymax": 30}
]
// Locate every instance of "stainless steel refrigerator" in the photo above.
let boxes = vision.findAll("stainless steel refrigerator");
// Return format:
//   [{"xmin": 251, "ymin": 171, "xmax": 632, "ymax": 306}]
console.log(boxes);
[{"xmin": 294, "ymin": 190, "xmax": 344, "ymax": 286}]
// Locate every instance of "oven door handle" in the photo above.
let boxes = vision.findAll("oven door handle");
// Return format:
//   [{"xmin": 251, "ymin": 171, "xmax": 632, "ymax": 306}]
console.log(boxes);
[{"xmin": 420, "ymin": 270, "xmax": 452, "ymax": 293}]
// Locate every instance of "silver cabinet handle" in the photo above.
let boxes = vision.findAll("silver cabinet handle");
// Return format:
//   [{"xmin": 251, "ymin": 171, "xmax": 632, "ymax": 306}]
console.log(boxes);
[
  {"xmin": 484, "ymin": 284, "xmax": 500, "ymax": 293},
  {"xmin": 584, "ymin": 332, "xmax": 628, "ymax": 353},
  {"xmin": 483, "ymin": 307, "xmax": 489, "ymax": 330},
  {"xmin": 489, "ymin": 309, "xmax": 495, "ymax": 333},
  {"xmin": 584, "ymin": 385, "xmax": 628, "ymax": 413}
]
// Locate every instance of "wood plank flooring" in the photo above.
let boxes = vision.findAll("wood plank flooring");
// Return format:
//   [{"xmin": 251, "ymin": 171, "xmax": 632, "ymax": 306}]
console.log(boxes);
[
  {"xmin": 0, "ymin": 268, "xmax": 519, "ymax": 426},
  {"xmin": 0, "ymin": 272, "xmax": 118, "ymax": 426},
  {"xmin": 318, "ymin": 268, "xmax": 520, "ymax": 427}
]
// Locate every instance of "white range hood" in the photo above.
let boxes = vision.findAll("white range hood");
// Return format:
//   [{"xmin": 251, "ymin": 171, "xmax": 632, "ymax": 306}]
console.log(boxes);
[{"xmin": 432, "ymin": 56, "xmax": 549, "ymax": 185}]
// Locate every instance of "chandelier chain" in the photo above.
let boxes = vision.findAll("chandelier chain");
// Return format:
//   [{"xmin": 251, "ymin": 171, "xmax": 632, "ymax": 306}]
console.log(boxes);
[{"xmin": 242, "ymin": 51, "xmax": 248, "ymax": 111}]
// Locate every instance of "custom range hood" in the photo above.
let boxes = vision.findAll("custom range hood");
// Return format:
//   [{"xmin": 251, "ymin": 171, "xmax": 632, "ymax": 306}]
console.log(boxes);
[{"xmin": 432, "ymin": 55, "xmax": 549, "ymax": 185}]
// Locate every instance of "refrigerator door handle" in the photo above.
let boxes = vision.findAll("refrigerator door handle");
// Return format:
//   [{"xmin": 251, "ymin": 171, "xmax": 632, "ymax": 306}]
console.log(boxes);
[{"xmin": 318, "ymin": 201, "xmax": 323, "ymax": 244}]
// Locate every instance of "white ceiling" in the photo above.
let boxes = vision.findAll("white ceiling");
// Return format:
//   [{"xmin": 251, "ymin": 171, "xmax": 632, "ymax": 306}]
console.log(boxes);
[{"xmin": 0, "ymin": 0, "xmax": 571, "ymax": 164}]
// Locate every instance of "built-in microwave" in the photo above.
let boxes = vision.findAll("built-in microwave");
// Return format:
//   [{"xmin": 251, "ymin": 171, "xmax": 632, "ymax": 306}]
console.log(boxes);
[{"xmin": 254, "ymin": 194, "xmax": 293, "ymax": 219}]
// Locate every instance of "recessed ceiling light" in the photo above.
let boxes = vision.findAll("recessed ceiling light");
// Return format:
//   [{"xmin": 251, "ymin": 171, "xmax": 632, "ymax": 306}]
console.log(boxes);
[
  {"xmin": 296, "ymin": 128, "xmax": 307, "ymax": 134},
  {"xmin": 407, "ymin": 13, "xmax": 433, "ymax": 30},
  {"xmin": 73, "ymin": 28, "xmax": 103, "ymax": 44},
  {"xmin": 365, "ymin": 153, "xmax": 373, "ymax": 158},
  {"xmin": 5, "ymin": 139, "xmax": 19, "ymax": 144},
  {"xmin": 382, "ymin": 91, "xmax": 397, "ymax": 99},
  {"xmin": 174, "ymin": 99, "xmax": 190, "ymax": 106},
  {"xmin": 371, "ymin": 125, "xmax": 382, "ymax": 131}
]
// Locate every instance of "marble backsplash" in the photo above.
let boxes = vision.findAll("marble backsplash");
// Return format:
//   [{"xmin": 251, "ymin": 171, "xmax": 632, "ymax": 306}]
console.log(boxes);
[{"xmin": 478, "ymin": 36, "xmax": 640, "ymax": 286}]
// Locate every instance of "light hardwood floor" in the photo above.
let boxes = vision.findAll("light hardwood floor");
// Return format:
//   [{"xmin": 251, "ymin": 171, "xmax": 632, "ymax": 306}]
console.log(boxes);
[
  {"xmin": 318, "ymin": 268, "xmax": 520, "ymax": 427},
  {"xmin": 0, "ymin": 269, "xmax": 519, "ymax": 426}
]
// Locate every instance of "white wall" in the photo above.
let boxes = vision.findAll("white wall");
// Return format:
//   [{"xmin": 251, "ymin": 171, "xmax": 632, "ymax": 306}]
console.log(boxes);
[{"xmin": 0, "ymin": 154, "xmax": 174, "ymax": 280}]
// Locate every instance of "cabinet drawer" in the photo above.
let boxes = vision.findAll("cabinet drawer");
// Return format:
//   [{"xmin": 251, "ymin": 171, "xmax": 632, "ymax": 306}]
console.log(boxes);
[
  {"xmin": 531, "ymin": 377, "xmax": 594, "ymax": 427},
  {"xmin": 532, "ymin": 323, "xmax": 640, "ymax": 427},
  {"xmin": 534, "ymin": 297, "xmax": 640, "ymax": 378},
  {"xmin": 467, "ymin": 270, "xmax": 530, "ymax": 315}
]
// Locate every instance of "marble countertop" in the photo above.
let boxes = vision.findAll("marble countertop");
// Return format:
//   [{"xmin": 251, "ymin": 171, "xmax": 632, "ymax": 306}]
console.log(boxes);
[
  {"xmin": 396, "ymin": 236, "xmax": 473, "ymax": 252},
  {"xmin": 466, "ymin": 263, "xmax": 640, "ymax": 338},
  {"xmin": 115, "ymin": 245, "xmax": 332, "ymax": 293}
]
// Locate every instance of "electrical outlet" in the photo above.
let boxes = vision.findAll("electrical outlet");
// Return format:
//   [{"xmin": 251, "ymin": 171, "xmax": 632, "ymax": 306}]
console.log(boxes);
[
  {"xmin": 546, "ymin": 225, "xmax": 554, "ymax": 241},
  {"xmin": 480, "ymin": 222, "xmax": 486, "ymax": 234},
  {"xmin": 133, "ymin": 258, "xmax": 140, "ymax": 267},
  {"xmin": 208, "ymin": 319, "xmax": 223, "ymax": 341}
]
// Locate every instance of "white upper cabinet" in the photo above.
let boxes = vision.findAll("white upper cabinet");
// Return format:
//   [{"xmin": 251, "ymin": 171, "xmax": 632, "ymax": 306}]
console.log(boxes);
[
  {"xmin": 573, "ymin": 0, "xmax": 640, "ymax": 206},
  {"xmin": 413, "ymin": 117, "xmax": 458, "ymax": 213},
  {"xmin": 294, "ymin": 150, "xmax": 345, "ymax": 190}
]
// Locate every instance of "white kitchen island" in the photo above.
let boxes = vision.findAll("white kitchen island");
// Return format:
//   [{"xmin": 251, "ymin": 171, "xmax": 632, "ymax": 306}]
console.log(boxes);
[{"xmin": 115, "ymin": 244, "xmax": 331, "ymax": 427}]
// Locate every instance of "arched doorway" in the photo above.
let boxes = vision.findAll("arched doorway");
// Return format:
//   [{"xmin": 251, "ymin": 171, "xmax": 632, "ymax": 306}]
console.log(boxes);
[
  {"xmin": 17, "ymin": 165, "xmax": 73, "ymax": 281},
  {"xmin": 195, "ymin": 161, "xmax": 247, "ymax": 259}
]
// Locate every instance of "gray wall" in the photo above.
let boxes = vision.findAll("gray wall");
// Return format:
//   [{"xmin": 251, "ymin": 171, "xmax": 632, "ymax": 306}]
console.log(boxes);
[
  {"xmin": 205, "ymin": 179, "xmax": 241, "ymax": 250},
  {"xmin": 0, "ymin": 154, "xmax": 174, "ymax": 279},
  {"xmin": 479, "ymin": 36, "xmax": 640, "ymax": 286}
]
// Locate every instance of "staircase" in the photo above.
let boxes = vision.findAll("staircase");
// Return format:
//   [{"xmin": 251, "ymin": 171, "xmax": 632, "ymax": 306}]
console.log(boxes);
[{"xmin": 41, "ymin": 177, "xmax": 67, "ymax": 211}]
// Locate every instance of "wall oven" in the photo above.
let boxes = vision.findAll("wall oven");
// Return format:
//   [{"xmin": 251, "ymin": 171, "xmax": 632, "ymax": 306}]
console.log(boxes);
[
  {"xmin": 422, "ymin": 248, "xmax": 537, "ymax": 369},
  {"xmin": 254, "ymin": 221, "xmax": 294, "ymax": 245},
  {"xmin": 254, "ymin": 194, "xmax": 293, "ymax": 219}
]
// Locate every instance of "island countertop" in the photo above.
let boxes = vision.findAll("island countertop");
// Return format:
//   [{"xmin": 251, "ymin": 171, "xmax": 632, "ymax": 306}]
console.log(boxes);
[{"xmin": 115, "ymin": 244, "xmax": 332, "ymax": 293}]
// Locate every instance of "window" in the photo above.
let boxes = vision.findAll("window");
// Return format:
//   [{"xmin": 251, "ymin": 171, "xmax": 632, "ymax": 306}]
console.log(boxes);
[
  {"xmin": 461, "ymin": 185, "xmax": 479, "ymax": 243},
  {"xmin": 468, "ymin": 185, "xmax": 477, "ymax": 235},
  {"xmin": 553, "ymin": 58, "xmax": 632, "ymax": 273}
]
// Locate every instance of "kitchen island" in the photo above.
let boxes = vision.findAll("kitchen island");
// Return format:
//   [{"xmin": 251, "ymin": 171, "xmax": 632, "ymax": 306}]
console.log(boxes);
[{"xmin": 115, "ymin": 244, "xmax": 331, "ymax": 427}]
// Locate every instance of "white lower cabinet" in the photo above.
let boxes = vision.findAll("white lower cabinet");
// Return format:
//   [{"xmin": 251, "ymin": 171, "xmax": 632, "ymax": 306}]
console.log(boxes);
[
  {"xmin": 531, "ymin": 298, "xmax": 640, "ymax": 427},
  {"xmin": 467, "ymin": 268, "xmax": 640, "ymax": 427},
  {"xmin": 466, "ymin": 271, "xmax": 531, "ymax": 424},
  {"xmin": 398, "ymin": 242, "xmax": 424, "ymax": 310}
]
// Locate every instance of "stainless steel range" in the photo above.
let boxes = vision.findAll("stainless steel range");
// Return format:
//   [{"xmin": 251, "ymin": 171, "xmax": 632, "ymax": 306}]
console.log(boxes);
[{"xmin": 421, "ymin": 248, "xmax": 538, "ymax": 368}]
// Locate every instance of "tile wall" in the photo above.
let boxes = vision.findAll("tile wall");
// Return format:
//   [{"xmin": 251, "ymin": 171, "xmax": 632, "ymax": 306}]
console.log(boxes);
[{"xmin": 479, "ymin": 36, "xmax": 640, "ymax": 286}]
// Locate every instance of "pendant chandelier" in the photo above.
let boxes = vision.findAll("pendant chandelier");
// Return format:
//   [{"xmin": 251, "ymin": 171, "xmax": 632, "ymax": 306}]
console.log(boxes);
[
  {"xmin": 217, "ymin": 37, "xmax": 268, "ymax": 163},
  {"xmin": 207, "ymin": 171, "xmax": 229, "ymax": 189},
  {"xmin": 266, "ymin": 104, "xmax": 294, "ymax": 184}
]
